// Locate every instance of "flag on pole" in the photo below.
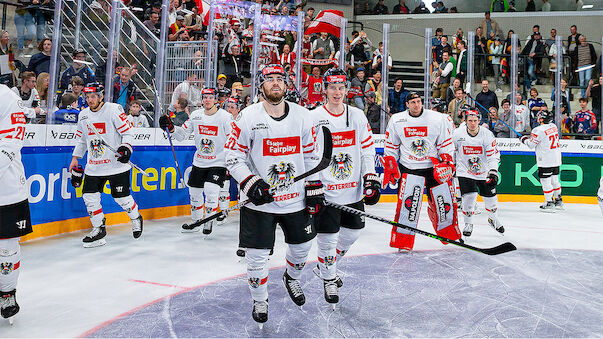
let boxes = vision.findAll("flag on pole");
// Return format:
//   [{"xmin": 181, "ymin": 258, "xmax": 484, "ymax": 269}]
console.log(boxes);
[
  {"xmin": 195, "ymin": 0, "xmax": 220, "ymax": 26},
  {"xmin": 304, "ymin": 10, "xmax": 344, "ymax": 38}
]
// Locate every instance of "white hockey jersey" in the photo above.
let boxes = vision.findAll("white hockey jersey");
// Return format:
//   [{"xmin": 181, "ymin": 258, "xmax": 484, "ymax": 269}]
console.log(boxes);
[
  {"xmin": 0, "ymin": 85, "xmax": 29, "ymax": 206},
  {"xmin": 225, "ymin": 101, "xmax": 320, "ymax": 214},
  {"xmin": 312, "ymin": 105, "xmax": 376, "ymax": 205},
  {"xmin": 523, "ymin": 122, "xmax": 562, "ymax": 168},
  {"xmin": 73, "ymin": 102, "xmax": 134, "ymax": 176},
  {"xmin": 384, "ymin": 109, "xmax": 454, "ymax": 169},
  {"xmin": 10, "ymin": 86, "xmax": 39, "ymax": 119},
  {"xmin": 453, "ymin": 126, "xmax": 500, "ymax": 180},
  {"xmin": 172, "ymin": 108, "xmax": 232, "ymax": 169},
  {"xmin": 128, "ymin": 114, "xmax": 150, "ymax": 128}
]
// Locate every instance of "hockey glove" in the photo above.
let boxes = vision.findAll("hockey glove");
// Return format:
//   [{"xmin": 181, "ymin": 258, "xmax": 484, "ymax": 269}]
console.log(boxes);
[
  {"xmin": 305, "ymin": 180, "xmax": 325, "ymax": 215},
  {"xmin": 116, "ymin": 144, "xmax": 133, "ymax": 163},
  {"xmin": 159, "ymin": 115, "xmax": 174, "ymax": 133},
  {"xmin": 380, "ymin": 156, "xmax": 401, "ymax": 186},
  {"xmin": 430, "ymin": 154, "xmax": 455, "ymax": 184},
  {"xmin": 240, "ymin": 175, "xmax": 274, "ymax": 206},
  {"xmin": 70, "ymin": 165, "xmax": 84, "ymax": 188},
  {"xmin": 520, "ymin": 135, "xmax": 529, "ymax": 144},
  {"xmin": 486, "ymin": 169, "xmax": 499, "ymax": 185},
  {"xmin": 363, "ymin": 173, "xmax": 381, "ymax": 205}
]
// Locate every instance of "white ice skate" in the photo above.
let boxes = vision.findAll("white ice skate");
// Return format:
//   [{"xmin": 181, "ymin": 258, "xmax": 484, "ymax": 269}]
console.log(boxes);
[
  {"xmin": 312, "ymin": 264, "xmax": 343, "ymax": 288},
  {"xmin": 554, "ymin": 197, "xmax": 565, "ymax": 210},
  {"xmin": 1, "ymin": 290, "xmax": 19, "ymax": 325},
  {"xmin": 462, "ymin": 223, "xmax": 473, "ymax": 236},
  {"xmin": 488, "ymin": 217, "xmax": 505, "ymax": 233},
  {"xmin": 539, "ymin": 201, "xmax": 556, "ymax": 213},
  {"xmin": 131, "ymin": 215, "xmax": 143, "ymax": 239},
  {"xmin": 82, "ymin": 226, "xmax": 107, "ymax": 248}
]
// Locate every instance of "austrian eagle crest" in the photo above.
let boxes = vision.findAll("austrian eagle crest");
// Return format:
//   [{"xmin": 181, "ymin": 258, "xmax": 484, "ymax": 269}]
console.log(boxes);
[
  {"xmin": 468, "ymin": 156, "xmax": 482, "ymax": 173},
  {"xmin": 267, "ymin": 161, "xmax": 295, "ymax": 192},
  {"xmin": 330, "ymin": 152, "xmax": 353, "ymax": 180},
  {"xmin": 89, "ymin": 139, "xmax": 104, "ymax": 158},
  {"xmin": 410, "ymin": 138, "xmax": 428, "ymax": 158},
  {"xmin": 200, "ymin": 138, "xmax": 215, "ymax": 154}
]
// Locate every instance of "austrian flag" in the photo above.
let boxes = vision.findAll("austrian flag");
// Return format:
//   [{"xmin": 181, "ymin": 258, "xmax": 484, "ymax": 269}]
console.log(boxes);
[{"xmin": 304, "ymin": 10, "xmax": 344, "ymax": 38}]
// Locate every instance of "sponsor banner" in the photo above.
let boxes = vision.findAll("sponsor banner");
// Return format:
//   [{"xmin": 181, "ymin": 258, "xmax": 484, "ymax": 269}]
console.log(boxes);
[
  {"xmin": 154, "ymin": 128, "xmax": 195, "ymax": 146},
  {"xmin": 46, "ymin": 125, "xmax": 81, "ymax": 146},
  {"xmin": 22, "ymin": 124, "xmax": 46, "ymax": 147}
]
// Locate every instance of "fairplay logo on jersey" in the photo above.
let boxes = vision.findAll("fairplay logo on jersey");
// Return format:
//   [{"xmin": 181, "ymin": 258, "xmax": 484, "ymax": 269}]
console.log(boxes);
[
  {"xmin": 263, "ymin": 137, "xmax": 300, "ymax": 156},
  {"xmin": 332, "ymin": 130, "xmax": 356, "ymax": 148},
  {"xmin": 403, "ymin": 126, "xmax": 427, "ymax": 138},
  {"xmin": 11, "ymin": 112, "xmax": 26, "ymax": 124},
  {"xmin": 87, "ymin": 123, "xmax": 106, "ymax": 135},
  {"xmin": 463, "ymin": 146, "xmax": 483, "ymax": 155},
  {"xmin": 198, "ymin": 125, "xmax": 218, "ymax": 136}
]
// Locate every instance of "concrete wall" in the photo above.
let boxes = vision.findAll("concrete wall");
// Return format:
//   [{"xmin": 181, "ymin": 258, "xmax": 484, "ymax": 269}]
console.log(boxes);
[{"xmin": 358, "ymin": 0, "xmax": 601, "ymax": 13}]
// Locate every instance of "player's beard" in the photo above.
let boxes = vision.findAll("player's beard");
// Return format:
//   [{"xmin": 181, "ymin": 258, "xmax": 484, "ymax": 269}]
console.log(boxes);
[{"xmin": 263, "ymin": 84, "xmax": 285, "ymax": 104}]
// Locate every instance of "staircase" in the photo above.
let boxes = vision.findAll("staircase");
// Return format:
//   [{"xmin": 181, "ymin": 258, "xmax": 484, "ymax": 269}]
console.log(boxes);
[{"xmin": 389, "ymin": 60, "xmax": 425, "ymax": 96}]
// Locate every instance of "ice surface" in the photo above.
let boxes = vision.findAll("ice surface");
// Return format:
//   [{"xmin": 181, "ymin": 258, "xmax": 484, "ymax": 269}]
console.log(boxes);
[{"xmin": 1, "ymin": 202, "xmax": 602, "ymax": 337}]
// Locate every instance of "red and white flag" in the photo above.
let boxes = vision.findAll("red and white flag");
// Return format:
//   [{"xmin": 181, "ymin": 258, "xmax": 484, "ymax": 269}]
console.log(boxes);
[
  {"xmin": 195, "ymin": 0, "xmax": 220, "ymax": 26},
  {"xmin": 304, "ymin": 10, "xmax": 344, "ymax": 38}
]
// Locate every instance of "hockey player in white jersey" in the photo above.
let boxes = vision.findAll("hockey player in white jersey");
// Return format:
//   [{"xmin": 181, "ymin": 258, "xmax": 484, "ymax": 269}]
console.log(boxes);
[
  {"xmin": 68, "ymin": 83, "xmax": 143, "ymax": 247},
  {"xmin": 453, "ymin": 110, "xmax": 504, "ymax": 236},
  {"xmin": 217, "ymin": 97, "xmax": 243, "ymax": 225},
  {"xmin": 160, "ymin": 88, "xmax": 232, "ymax": 234},
  {"xmin": 310, "ymin": 68, "xmax": 379, "ymax": 306},
  {"xmin": 225, "ymin": 64, "xmax": 323, "ymax": 326},
  {"xmin": 382, "ymin": 92, "xmax": 461, "ymax": 251},
  {"xmin": 0, "ymin": 84, "xmax": 33, "ymax": 324},
  {"xmin": 520, "ymin": 110, "xmax": 563, "ymax": 212}
]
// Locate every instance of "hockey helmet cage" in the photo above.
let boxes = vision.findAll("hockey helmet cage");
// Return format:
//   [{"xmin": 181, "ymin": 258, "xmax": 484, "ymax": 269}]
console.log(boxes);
[
  {"xmin": 83, "ymin": 83, "xmax": 104, "ymax": 95},
  {"xmin": 322, "ymin": 67, "xmax": 348, "ymax": 88}
]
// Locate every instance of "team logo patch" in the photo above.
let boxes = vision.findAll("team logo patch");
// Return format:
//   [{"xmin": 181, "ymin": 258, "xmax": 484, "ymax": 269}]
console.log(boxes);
[
  {"xmin": 200, "ymin": 138, "xmax": 215, "ymax": 154},
  {"xmin": 410, "ymin": 138, "xmax": 428, "ymax": 158},
  {"xmin": 267, "ymin": 161, "xmax": 295, "ymax": 192},
  {"xmin": 1, "ymin": 262, "xmax": 13, "ymax": 275},
  {"xmin": 404, "ymin": 185, "xmax": 422, "ymax": 221},
  {"xmin": 468, "ymin": 157, "xmax": 482, "ymax": 173},
  {"xmin": 291, "ymin": 262, "xmax": 305, "ymax": 270},
  {"xmin": 329, "ymin": 152, "xmax": 353, "ymax": 180},
  {"xmin": 435, "ymin": 195, "xmax": 451, "ymax": 222},
  {"xmin": 90, "ymin": 139, "xmax": 105, "ymax": 158},
  {"xmin": 323, "ymin": 256, "xmax": 336, "ymax": 267},
  {"xmin": 248, "ymin": 277, "xmax": 261, "ymax": 288}
]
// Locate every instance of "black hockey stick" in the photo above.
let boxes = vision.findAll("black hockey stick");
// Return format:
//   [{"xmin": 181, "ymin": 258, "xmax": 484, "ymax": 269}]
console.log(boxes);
[
  {"xmin": 466, "ymin": 93, "xmax": 523, "ymax": 138},
  {"xmin": 325, "ymin": 201, "xmax": 517, "ymax": 256},
  {"xmin": 182, "ymin": 126, "xmax": 334, "ymax": 229}
]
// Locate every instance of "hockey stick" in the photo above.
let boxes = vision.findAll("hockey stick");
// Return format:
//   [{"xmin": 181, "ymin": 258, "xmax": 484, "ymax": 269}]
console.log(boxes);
[
  {"xmin": 84, "ymin": 119, "xmax": 151, "ymax": 177},
  {"xmin": 182, "ymin": 125, "xmax": 334, "ymax": 229},
  {"xmin": 466, "ymin": 93, "xmax": 523, "ymax": 138},
  {"xmin": 152, "ymin": 79, "xmax": 186, "ymax": 188},
  {"xmin": 325, "ymin": 201, "xmax": 517, "ymax": 256}
]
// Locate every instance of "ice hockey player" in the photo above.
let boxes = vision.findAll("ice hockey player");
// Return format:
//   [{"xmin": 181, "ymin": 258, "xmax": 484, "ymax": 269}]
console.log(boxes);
[
  {"xmin": 521, "ymin": 109, "xmax": 563, "ymax": 212},
  {"xmin": 310, "ymin": 68, "xmax": 379, "ymax": 307},
  {"xmin": 217, "ymin": 97, "xmax": 242, "ymax": 225},
  {"xmin": 382, "ymin": 92, "xmax": 461, "ymax": 251},
  {"xmin": 68, "ymin": 83, "xmax": 143, "ymax": 247},
  {"xmin": 0, "ymin": 84, "xmax": 33, "ymax": 324},
  {"xmin": 160, "ymin": 88, "xmax": 232, "ymax": 234},
  {"xmin": 224, "ymin": 64, "xmax": 323, "ymax": 326},
  {"xmin": 452, "ymin": 109, "xmax": 504, "ymax": 236}
]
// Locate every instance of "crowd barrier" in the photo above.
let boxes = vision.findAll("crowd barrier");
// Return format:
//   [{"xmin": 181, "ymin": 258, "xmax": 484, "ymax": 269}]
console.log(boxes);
[{"xmin": 20, "ymin": 125, "xmax": 601, "ymax": 241}]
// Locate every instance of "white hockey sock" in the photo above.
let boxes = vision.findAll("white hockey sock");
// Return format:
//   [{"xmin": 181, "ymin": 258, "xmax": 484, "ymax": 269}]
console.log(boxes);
[
  {"xmin": 461, "ymin": 192, "xmax": 478, "ymax": 225},
  {"xmin": 540, "ymin": 177, "xmax": 554, "ymax": 201},
  {"xmin": 204, "ymin": 182, "xmax": 221, "ymax": 216},
  {"xmin": 189, "ymin": 187, "xmax": 205, "ymax": 221},
  {"xmin": 336, "ymin": 227, "xmax": 361, "ymax": 262},
  {"xmin": 316, "ymin": 233, "xmax": 338, "ymax": 280},
  {"xmin": 551, "ymin": 175, "xmax": 562, "ymax": 199},
  {"xmin": 83, "ymin": 192, "xmax": 105, "ymax": 227},
  {"xmin": 483, "ymin": 196, "xmax": 499, "ymax": 220},
  {"xmin": 0, "ymin": 238, "xmax": 20, "ymax": 292},
  {"xmin": 285, "ymin": 241, "xmax": 312, "ymax": 280},
  {"xmin": 246, "ymin": 248, "xmax": 270, "ymax": 302},
  {"xmin": 218, "ymin": 180, "xmax": 230, "ymax": 211},
  {"xmin": 114, "ymin": 196, "xmax": 140, "ymax": 219}
]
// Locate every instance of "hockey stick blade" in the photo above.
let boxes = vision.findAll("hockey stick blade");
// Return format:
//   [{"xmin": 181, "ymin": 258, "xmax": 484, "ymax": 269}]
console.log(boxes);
[
  {"xmin": 183, "ymin": 126, "xmax": 333, "ymax": 229},
  {"xmin": 325, "ymin": 201, "xmax": 516, "ymax": 256}
]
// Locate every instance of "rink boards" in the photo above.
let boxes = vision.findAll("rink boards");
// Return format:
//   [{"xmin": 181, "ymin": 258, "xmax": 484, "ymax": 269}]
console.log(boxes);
[{"xmin": 19, "ymin": 125, "xmax": 602, "ymax": 241}]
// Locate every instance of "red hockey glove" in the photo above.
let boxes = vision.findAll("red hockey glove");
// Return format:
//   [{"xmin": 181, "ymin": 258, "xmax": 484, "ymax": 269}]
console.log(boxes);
[
  {"xmin": 380, "ymin": 156, "xmax": 401, "ymax": 186},
  {"xmin": 430, "ymin": 154, "xmax": 455, "ymax": 184}
]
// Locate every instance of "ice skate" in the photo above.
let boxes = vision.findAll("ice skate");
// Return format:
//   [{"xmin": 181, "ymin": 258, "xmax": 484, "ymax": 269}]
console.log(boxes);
[
  {"xmin": 202, "ymin": 219, "xmax": 215, "ymax": 235},
  {"xmin": 252, "ymin": 299, "xmax": 268, "ymax": 328},
  {"xmin": 323, "ymin": 278, "xmax": 339, "ymax": 309},
  {"xmin": 216, "ymin": 213, "xmax": 226, "ymax": 225},
  {"xmin": 554, "ymin": 197, "xmax": 565, "ymax": 210},
  {"xmin": 463, "ymin": 223, "xmax": 473, "ymax": 236},
  {"xmin": 312, "ymin": 265, "xmax": 343, "ymax": 288},
  {"xmin": 488, "ymin": 217, "xmax": 505, "ymax": 233},
  {"xmin": 1, "ymin": 290, "xmax": 19, "ymax": 325},
  {"xmin": 282, "ymin": 271, "xmax": 305, "ymax": 306},
  {"xmin": 82, "ymin": 219, "xmax": 107, "ymax": 248},
  {"xmin": 131, "ymin": 215, "xmax": 143, "ymax": 239},
  {"xmin": 181, "ymin": 221, "xmax": 202, "ymax": 233},
  {"xmin": 539, "ymin": 201, "xmax": 556, "ymax": 213}
]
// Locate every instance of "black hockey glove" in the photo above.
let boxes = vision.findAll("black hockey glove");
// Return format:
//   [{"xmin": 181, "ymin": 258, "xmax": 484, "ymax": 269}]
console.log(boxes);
[
  {"xmin": 485, "ymin": 169, "xmax": 499, "ymax": 187},
  {"xmin": 520, "ymin": 135, "xmax": 529, "ymax": 144},
  {"xmin": 159, "ymin": 115, "xmax": 174, "ymax": 133},
  {"xmin": 363, "ymin": 173, "xmax": 381, "ymax": 205},
  {"xmin": 305, "ymin": 180, "xmax": 325, "ymax": 215},
  {"xmin": 240, "ymin": 175, "xmax": 274, "ymax": 206},
  {"xmin": 70, "ymin": 165, "xmax": 84, "ymax": 188},
  {"xmin": 116, "ymin": 144, "xmax": 133, "ymax": 163}
]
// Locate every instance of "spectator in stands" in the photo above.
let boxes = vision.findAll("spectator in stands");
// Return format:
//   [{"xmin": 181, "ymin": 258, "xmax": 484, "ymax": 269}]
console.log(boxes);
[
  {"xmin": 70, "ymin": 76, "xmax": 87, "ymax": 110},
  {"xmin": 452, "ymin": 28, "xmax": 465, "ymax": 53},
  {"xmin": 571, "ymin": 35, "xmax": 597, "ymax": 98},
  {"xmin": 520, "ymin": 32, "xmax": 545, "ymax": 88},
  {"xmin": 567, "ymin": 25, "xmax": 581, "ymax": 54},
  {"xmin": 276, "ymin": 44, "xmax": 295, "ymax": 67},
  {"xmin": 475, "ymin": 79, "xmax": 498, "ymax": 124},
  {"xmin": 59, "ymin": 50, "xmax": 96, "ymax": 90},
  {"xmin": 304, "ymin": 7, "xmax": 315, "ymax": 29},
  {"xmin": 513, "ymin": 93, "xmax": 531, "ymax": 134},
  {"xmin": 216, "ymin": 74, "xmax": 231, "ymax": 96},
  {"xmin": 170, "ymin": 97, "xmax": 189, "ymax": 126},
  {"xmin": 311, "ymin": 32, "xmax": 335, "ymax": 60},
  {"xmin": 412, "ymin": 2, "xmax": 429, "ymax": 13},
  {"xmin": 365, "ymin": 70, "xmax": 382, "ymax": 105},
  {"xmin": 389, "ymin": 77, "xmax": 408, "ymax": 114},
  {"xmin": 392, "ymin": 0, "xmax": 410, "ymax": 13},
  {"xmin": 11, "ymin": 71, "xmax": 41, "ymax": 121},
  {"xmin": 0, "ymin": 30, "xmax": 17, "ymax": 88},
  {"xmin": 480, "ymin": 11, "xmax": 502, "ymax": 40},
  {"xmin": 433, "ymin": 35, "xmax": 452, "ymax": 64},
  {"xmin": 53, "ymin": 93, "xmax": 80, "ymax": 125},
  {"xmin": 551, "ymin": 77, "xmax": 572, "ymax": 116},
  {"xmin": 545, "ymin": 28, "xmax": 557, "ymax": 49},
  {"xmin": 431, "ymin": 28, "xmax": 443, "ymax": 51},
  {"xmin": 525, "ymin": 0, "xmax": 536, "ymax": 11},
  {"xmin": 506, "ymin": 82, "xmax": 526, "ymax": 104},
  {"xmin": 223, "ymin": 44, "xmax": 249, "ymax": 86},
  {"xmin": 455, "ymin": 40, "xmax": 468, "ymax": 84},
  {"xmin": 143, "ymin": 2, "xmax": 162, "ymax": 24},
  {"xmin": 306, "ymin": 66, "xmax": 324, "ymax": 107},
  {"xmin": 372, "ymin": 44, "xmax": 392, "ymax": 72},
  {"xmin": 143, "ymin": 11, "xmax": 160, "ymax": 36},
  {"xmin": 446, "ymin": 77, "xmax": 462, "ymax": 104},
  {"xmin": 447, "ymin": 87, "xmax": 467, "ymax": 127},
  {"xmin": 350, "ymin": 31, "xmax": 372, "ymax": 72},
  {"xmin": 432, "ymin": 51, "xmax": 453, "ymax": 100},
  {"xmin": 350, "ymin": 67, "xmax": 367, "ymax": 110},
  {"xmin": 490, "ymin": 37, "xmax": 503, "ymax": 92},
  {"xmin": 231, "ymin": 82, "xmax": 244, "ymax": 100},
  {"xmin": 112, "ymin": 67, "xmax": 138, "ymax": 112},
  {"xmin": 490, "ymin": 105, "xmax": 512, "ymax": 137},
  {"xmin": 13, "ymin": 1, "xmax": 36, "ymax": 52},
  {"xmin": 541, "ymin": 0, "xmax": 551, "ymax": 11},
  {"xmin": 474, "ymin": 27, "xmax": 487, "ymax": 82},
  {"xmin": 365, "ymin": 91, "xmax": 381, "ymax": 134},
  {"xmin": 168, "ymin": 15, "xmax": 187, "ymax": 41},
  {"xmin": 36, "ymin": 72, "xmax": 49, "ymax": 112},
  {"xmin": 373, "ymin": 0, "xmax": 389, "ymax": 14},
  {"xmin": 586, "ymin": 76, "xmax": 602, "ymax": 124},
  {"xmin": 27, "ymin": 38, "xmax": 51, "ymax": 76},
  {"xmin": 528, "ymin": 88, "xmax": 546, "ymax": 128},
  {"xmin": 547, "ymin": 35, "xmax": 564, "ymax": 82},
  {"xmin": 575, "ymin": 0, "xmax": 584, "ymax": 10},
  {"xmin": 128, "ymin": 100, "xmax": 151, "ymax": 128},
  {"xmin": 573, "ymin": 98, "xmax": 597, "ymax": 138},
  {"xmin": 170, "ymin": 73, "xmax": 202, "ymax": 110}
]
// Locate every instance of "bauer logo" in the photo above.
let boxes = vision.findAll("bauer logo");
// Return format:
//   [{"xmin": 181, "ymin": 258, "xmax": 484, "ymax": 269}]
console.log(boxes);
[
  {"xmin": 332, "ymin": 130, "xmax": 356, "ymax": 148},
  {"xmin": 403, "ymin": 126, "xmax": 427, "ymax": 137},
  {"xmin": 11, "ymin": 112, "xmax": 26, "ymax": 124},
  {"xmin": 198, "ymin": 125, "xmax": 218, "ymax": 136},
  {"xmin": 404, "ymin": 185, "xmax": 422, "ymax": 221},
  {"xmin": 463, "ymin": 146, "xmax": 483, "ymax": 155},
  {"xmin": 88, "ymin": 123, "xmax": 106, "ymax": 135},
  {"xmin": 263, "ymin": 137, "xmax": 300, "ymax": 156}
]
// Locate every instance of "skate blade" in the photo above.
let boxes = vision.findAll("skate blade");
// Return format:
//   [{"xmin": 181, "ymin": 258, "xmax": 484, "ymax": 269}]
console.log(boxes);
[
  {"xmin": 539, "ymin": 209, "xmax": 556, "ymax": 213},
  {"xmin": 257, "ymin": 323, "xmax": 264, "ymax": 330},
  {"xmin": 462, "ymin": 232, "xmax": 472, "ymax": 236},
  {"xmin": 8, "ymin": 317, "xmax": 14, "ymax": 325},
  {"xmin": 330, "ymin": 303, "xmax": 337, "ymax": 311},
  {"xmin": 181, "ymin": 227, "xmax": 201, "ymax": 233},
  {"xmin": 83, "ymin": 239, "xmax": 107, "ymax": 248}
]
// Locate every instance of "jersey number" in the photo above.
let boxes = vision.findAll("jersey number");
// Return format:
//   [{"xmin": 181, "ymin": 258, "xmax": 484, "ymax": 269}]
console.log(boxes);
[
  {"xmin": 548, "ymin": 134, "xmax": 559, "ymax": 149},
  {"xmin": 14, "ymin": 126, "xmax": 25, "ymax": 140}
]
